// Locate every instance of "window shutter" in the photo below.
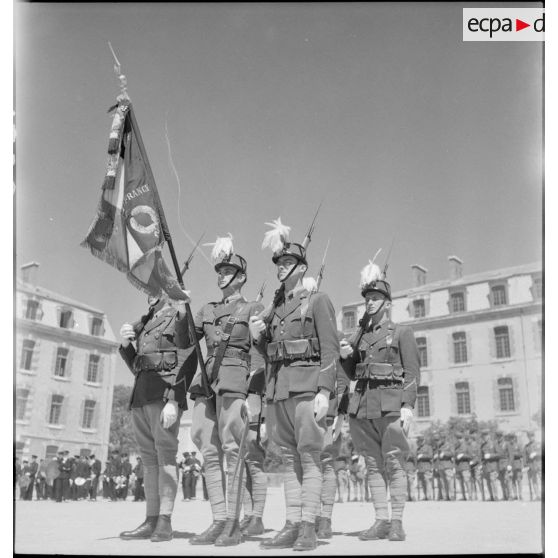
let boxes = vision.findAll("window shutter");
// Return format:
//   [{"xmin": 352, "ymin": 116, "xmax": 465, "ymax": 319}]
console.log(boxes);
[
  {"xmin": 508, "ymin": 325, "xmax": 515, "ymax": 358},
  {"xmin": 79, "ymin": 399, "xmax": 85, "ymax": 428},
  {"xmin": 492, "ymin": 377, "xmax": 500, "ymax": 413},
  {"xmin": 93, "ymin": 400, "xmax": 99, "ymax": 430},
  {"xmin": 448, "ymin": 334, "xmax": 454, "ymax": 364},
  {"xmin": 87, "ymin": 315, "xmax": 93, "ymax": 336},
  {"xmin": 46, "ymin": 394, "xmax": 53, "ymax": 423},
  {"xmin": 31, "ymin": 338, "xmax": 40, "ymax": 372},
  {"xmin": 488, "ymin": 327, "xmax": 496, "ymax": 359},
  {"xmin": 37, "ymin": 301, "xmax": 44, "ymax": 322},
  {"xmin": 466, "ymin": 332, "xmax": 472, "ymax": 363},
  {"xmin": 98, "ymin": 356, "xmax": 104, "ymax": 384},
  {"xmin": 425, "ymin": 297, "xmax": 430, "ymax": 317},
  {"xmin": 66, "ymin": 348, "xmax": 74, "ymax": 378},
  {"xmin": 51, "ymin": 346, "xmax": 58, "ymax": 376},
  {"xmin": 512, "ymin": 376, "xmax": 520, "ymax": 412},
  {"xmin": 84, "ymin": 354, "xmax": 89, "ymax": 382},
  {"xmin": 469, "ymin": 380, "xmax": 476, "ymax": 415},
  {"xmin": 426, "ymin": 336, "xmax": 432, "ymax": 370},
  {"xmin": 70, "ymin": 313, "xmax": 76, "ymax": 329},
  {"xmin": 428, "ymin": 384, "xmax": 435, "ymax": 417},
  {"xmin": 449, "ymin": 383, "xmax": 457, "ymax": 415},
  {"xmin": 56, "ymin": 307, "xmax": 62, "ymax": 327}
]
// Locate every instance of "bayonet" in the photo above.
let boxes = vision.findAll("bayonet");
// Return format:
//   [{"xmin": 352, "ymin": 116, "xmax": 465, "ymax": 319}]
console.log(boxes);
[
  {"xmin": 180, "ymin": 232, "xmax": 205, "ymax": 277},
  {"xmin": 315, "ymin": 239, "xmax": 330, "ymax": 292},
  {"xmin": 256, "ymin": 280, "xmax": 267, "ymax": 303},
  {"xmin": 382, "ymin": 236, "xmax": 396, "ymax": 278},
  {"xmin": 301, "ymin": 200, "xmax": 323, "ymax": 249}
]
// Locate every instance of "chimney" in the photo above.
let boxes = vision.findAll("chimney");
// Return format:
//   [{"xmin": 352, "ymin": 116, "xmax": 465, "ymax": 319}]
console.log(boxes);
[
  {"xmin": 21, "ymin": 262, "xmax": 39, "ymax": 286},
  {"xmin": 448, "ymin": 255, "xmax": 463, "ymax": 280},
  {"xmin": 411, "ymin": 264, "xmax": 428, "ymax": 287}
]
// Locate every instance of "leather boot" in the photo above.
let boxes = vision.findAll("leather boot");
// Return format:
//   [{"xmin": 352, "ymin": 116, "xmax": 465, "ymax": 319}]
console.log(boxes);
[
  {"xmin": 314, "ymin": 516, "xmax": 321, "ymax": 534},
  {"xmin": 260, "ymin": 521, "xmax": 300, "ymax": 549},
  {"xmin": 150, "ymin": 514, "xmax": 173, "ymax": 542},
  {"xmin": 316, "ymin": 516, "xmax": 332, "ymax": 539},
  {"xmin": 120, "ymin": 516, "xmax": 158, "ymax": 540},
  {"xmin": 190, "ymin": 520, "xmax": 227, "ymax": 545},
  {"xmin": 244, "ymin": 516, "xmax": 264, "ymax": 536},
  {"xmin": 239, "ymin": 515, "xmax": 253, "ymax": 532},
  {"xmin": 358, "ymin": 519, "xmax": 391, "ymax": 541},
  {"xmin": 214, "ymin": 519, "xmax": 244, "ymax": 547},
  {"xmin": 388, "ymin": 519, "xmax": 406, "ymax": 541},
  {"xmin": 293, "ymin": 521, "xmax": 318, "ymax": 551}
]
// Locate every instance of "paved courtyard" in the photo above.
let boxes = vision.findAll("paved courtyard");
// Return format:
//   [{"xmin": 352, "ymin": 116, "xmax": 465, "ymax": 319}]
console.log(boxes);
[{"xmin": 15, "ymin": 487, "xmax": 542, "ymax": 555}]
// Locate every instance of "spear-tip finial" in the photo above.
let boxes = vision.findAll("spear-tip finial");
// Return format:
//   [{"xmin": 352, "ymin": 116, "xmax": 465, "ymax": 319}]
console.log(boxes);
[{"xmin": 108, "ymin": 42, "xmax": 129, "ymax": 101}]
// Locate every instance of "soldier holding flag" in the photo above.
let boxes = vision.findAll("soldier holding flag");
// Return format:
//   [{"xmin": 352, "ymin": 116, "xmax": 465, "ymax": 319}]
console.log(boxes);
[
  {"xmin": 339, "ymin": 254, "xmax": 420, "ymax": 542},
  {"xmin": 249, "ymin": 218, "xmax": 340, "ymax": 551}
]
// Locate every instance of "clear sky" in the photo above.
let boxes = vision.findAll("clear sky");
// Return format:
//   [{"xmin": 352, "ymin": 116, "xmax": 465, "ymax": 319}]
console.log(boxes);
[{"xmin": 14, "ymin": 2, "xmax": 543, "ymax": 386}]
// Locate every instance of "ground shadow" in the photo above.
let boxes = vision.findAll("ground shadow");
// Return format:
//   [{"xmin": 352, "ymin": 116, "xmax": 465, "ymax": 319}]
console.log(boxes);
[{"xmin": 172, "ymin": 531, "xmax": 197, "ymax": 539}]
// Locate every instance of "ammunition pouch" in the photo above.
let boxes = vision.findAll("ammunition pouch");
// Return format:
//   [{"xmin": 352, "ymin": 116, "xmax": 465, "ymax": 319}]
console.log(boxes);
[
  {"xmin": 207, "ymin": 346, "xmax": 250, "ymax": 365},
  {"xmin": 133, "ymin": 351, "xmax": 178, "ymax": 374},
  {"xmin": 354, "ymin": 362, "xmax": 404, "ymax": 384},
  {"xmin": 266, "ymin": 337, "xmax": 320, "ymax": 363}
]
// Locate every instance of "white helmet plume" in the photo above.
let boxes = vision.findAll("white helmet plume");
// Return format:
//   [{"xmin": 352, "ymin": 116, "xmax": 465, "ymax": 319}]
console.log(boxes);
[
  {"xmin": 359, "ymin": 248, "xmax": 383, "ymax": 290},
  {"xmin": 302, "ymin": 276, "xmax": 318, "ymax": 293},
  {"xmin": 262, "ymin": 218, "xmax": 291, "ymax": 253},
  {"xmin": 204, "ymin": 233, "xmax": 234, "ymax": 263}
]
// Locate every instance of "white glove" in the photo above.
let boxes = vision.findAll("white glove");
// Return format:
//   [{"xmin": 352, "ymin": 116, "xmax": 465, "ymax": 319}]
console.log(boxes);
[
  {"xmin": 400, "ymin": 407, "xmax": 413, "ymax": 435},
  {"xmin": 332, "ymin": 413, "xmax": 345, "ymax": 441},
  {"xmin": 259, "ymin": 422, "xmax": 267, "ymax": 442},
  {"xmin": 120, "ymin": 323, "xmax": 136, "ymax": 346},
  {"xmin": 313, "ymin": 391, "xmax": 329, "ymax": 422},
  {"xmin": 249, "ymin": 316, "xmax": 266, "ymax": 340},
  {"xmin": 245, "ymin": 393, "xmax": 262, "ymax": 422},
  {"xmin": 160, "ymin": 400, "xmax": 179, "ymax": 429},
  {"xmin": 339, "ymin": 339, "xmax": 353, "ymax": 359}
]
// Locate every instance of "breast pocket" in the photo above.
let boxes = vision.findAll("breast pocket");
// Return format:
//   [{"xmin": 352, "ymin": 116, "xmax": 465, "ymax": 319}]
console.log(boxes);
[{"xmin": 378, "ymin": 344, "xmax": 399, "ymax": 362}]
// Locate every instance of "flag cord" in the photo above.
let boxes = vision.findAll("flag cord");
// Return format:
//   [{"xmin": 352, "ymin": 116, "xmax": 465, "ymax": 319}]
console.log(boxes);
[{"xmin": 164, "ymin": 114, "xmax": 212, "ymax": 267}]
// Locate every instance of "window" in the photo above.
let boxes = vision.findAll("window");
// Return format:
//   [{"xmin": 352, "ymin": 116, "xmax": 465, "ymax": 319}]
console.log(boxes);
[
  {"xmin": 81, "ymin": 400, "xmax": 96, "ymax": 429},
  {"xmin": 19, "ymin": 339, "xmax": 35, "ymax": 370},
  {"xmin": 87, "ymin": 354, "xmax": 100, "ymax": 383},
  {"xmin": 45, "ymin": 445, "xmax": 59, "ymax": 460},
  {"xmin": 417, "ymin": 386, "xmax": 430, "ymax": 417},
  {"xmin": 450, "ymin": 292, "xmax": 465, "ymax": 313},
  {"xmin": 59, "ymin": 309, "xmax": 73, "ymax": 328},
  {"xmin": 532, "ymin": 277, "xmax": 543, "ymax": 300},
  {"xmin": 413, "ymin": 299, "xmax": 425, "ymax": 318},
  {"xmin": 456, "ymin": 381, "xmax": 471, "ymax": 414},
  {"xmin": 54, "ymin": 347, "xmax": 69, "ymax": 377},
  {"xmin": 453, "ymin": 332, "xmax": 468, "ymax": 364},
  {"xmin": 343, "ymin": 311, "xmax": 356, "ymax": 330},
  {"xmin": 16, "ymin": 388, "xmax": 30, "ymax": 420},
  {"xmin": 491, "ymin": 285, "xmax": 507, "ymax": 307},
  {"xmin": 90, "ymin": 317, "xmax": 104, "ymax": 336},
  {"xmin": 48, "ymin": 394, "xmax": 64, "ymax": 425},
  {"xmin": 498, "ymin": 377, "xmax": 515, "ymax": 412},
  {"xmin": 494, "ymin": 326, "xmax": 511, "ymax": 358},
  {"xmin": 25, "ymin": 299, "xmax": 40, "ymax": 320},
  {"xmin": 416, "ymin": 337, "xmax": 428, "ymax": 368}
]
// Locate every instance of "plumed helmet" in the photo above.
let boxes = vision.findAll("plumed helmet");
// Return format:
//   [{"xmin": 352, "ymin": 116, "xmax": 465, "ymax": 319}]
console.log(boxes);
[
  {"xmin": 262, "ymin": 218, "xmax": 308, "ymax": 265},
  {"xmin": 360, "ymin": 248, "xmax": 391, "ymax": 300},
  {"xmin": 205, "ymin": 234, "xmax": 247, "ymax": 274}
]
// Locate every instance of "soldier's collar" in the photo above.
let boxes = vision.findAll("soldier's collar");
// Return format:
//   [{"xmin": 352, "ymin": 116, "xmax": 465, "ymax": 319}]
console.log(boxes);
[
  {"xmin": 221, "ymin": 293, "xmax": 245, "ymax": 305},
  {"xmin": 286, "ymin": 285, "xmax": 307, "ymax": 301}
]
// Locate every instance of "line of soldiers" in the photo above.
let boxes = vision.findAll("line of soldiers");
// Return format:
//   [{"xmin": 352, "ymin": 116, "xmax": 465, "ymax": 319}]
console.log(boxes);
[
  {"xmin": 406, "ymin": 429, "xmax": 542, "ymax": 502},
  {"xmin": 178, "ymin": 451, "xmax": 202, "ymax": 500}
]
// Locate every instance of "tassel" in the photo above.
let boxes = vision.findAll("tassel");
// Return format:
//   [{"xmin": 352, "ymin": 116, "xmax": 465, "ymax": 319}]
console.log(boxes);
[
  {"xmin": 302, "ymin": 276, "xmax": 318, "ymax": 293},
  {"xmin": 204, "ymin": 234, "xmax": 234, "ymax": 263}
]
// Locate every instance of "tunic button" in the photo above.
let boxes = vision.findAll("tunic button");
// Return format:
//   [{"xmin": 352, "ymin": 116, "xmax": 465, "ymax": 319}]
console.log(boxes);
[
  {"xmin": 280, "ymin": 320, "xmax": 285, "ymax": 325},
  {"xmin": 155, "ymin": 333, "xmax": 160, "ymax": 339},
  {"xmin": 216, "ymin": 331, "xmax": 221, "ymax": 336}
]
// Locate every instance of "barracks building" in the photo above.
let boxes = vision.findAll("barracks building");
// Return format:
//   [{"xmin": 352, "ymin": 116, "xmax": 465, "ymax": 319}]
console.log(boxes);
[
  {"xmin": 15, "ymin": 263, "xmax": 119, "ymax": 463},
  {"xmin": 338, "ymin": 258, "xmax": 542, "ymax": 436}
]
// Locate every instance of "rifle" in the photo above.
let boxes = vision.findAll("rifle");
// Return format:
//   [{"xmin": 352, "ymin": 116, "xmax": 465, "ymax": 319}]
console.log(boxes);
[
  {"xmin": 180, "ymin": 232, "xmax": 204, "ymax": 278},
  {"xmin": 255, "ymin": 280, "xmax": 267, "ymax": 303},
  {"xmin": 382, "ymin": 235, "xmax": 396, "ymax": 279},
  {"xmin": 315, "ymin": 239, "xmax": 330, "ymax": 292},
  {"xmin": 301, "ymin": 200, "xmax": 323, "ymax": 249}
]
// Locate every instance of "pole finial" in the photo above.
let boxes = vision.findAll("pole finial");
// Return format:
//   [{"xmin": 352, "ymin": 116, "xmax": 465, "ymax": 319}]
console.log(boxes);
[{"xmin": 108, "ymin": 42, "xmax": 129, "ymax": 101}]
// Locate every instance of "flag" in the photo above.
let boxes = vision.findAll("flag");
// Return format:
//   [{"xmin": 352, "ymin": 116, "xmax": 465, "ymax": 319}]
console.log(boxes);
[{"xmin": 81, "ymin": 99, "xmax": 186, "ymax": 300}]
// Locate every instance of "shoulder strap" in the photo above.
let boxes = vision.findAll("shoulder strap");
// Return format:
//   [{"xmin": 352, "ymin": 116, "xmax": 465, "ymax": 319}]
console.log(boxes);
[
  {"xmin": 211, "ymin": 302, "xmax": 246, "ymax": 375},
  {"xmin": 300, "ymin": 293, "xmax": 315, "ymax": 337}
]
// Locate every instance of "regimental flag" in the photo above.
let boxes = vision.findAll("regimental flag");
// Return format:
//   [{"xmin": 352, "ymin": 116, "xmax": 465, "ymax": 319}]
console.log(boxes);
[{"xmin": 81, "ymin": 99, "xmax": 186, "ymax": 300}]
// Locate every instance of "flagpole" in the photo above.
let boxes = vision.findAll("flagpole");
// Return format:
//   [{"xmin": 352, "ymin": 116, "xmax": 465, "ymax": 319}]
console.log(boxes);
[{"xmin": 126, "ymin": 102, "xmax": 212, "ymax": 400}]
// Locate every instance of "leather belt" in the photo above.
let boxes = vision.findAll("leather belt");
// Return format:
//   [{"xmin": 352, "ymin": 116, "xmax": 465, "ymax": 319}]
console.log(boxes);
[{"xmin": 207, "ymin": 346, "xmax": 250, "ymax": 364}]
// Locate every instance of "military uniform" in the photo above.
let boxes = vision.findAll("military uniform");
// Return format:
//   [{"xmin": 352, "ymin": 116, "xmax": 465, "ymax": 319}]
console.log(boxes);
[
  {"xmin": 454, "ymin": 434, "xmax": 473, "ymax": 500},
  {"xmin": 506, "ymin": 435, "xmax": 524, "ymax": 500},
  {"xmin": 404, "ymin": 451, "xmax": 417, "ymax": 502},
  {"xmin": 480, "ymin": 431, "xmax": 499, "ymax": 501},
  {"xmin": 434, "ymin": 437, "xmax": 455, "ymax": 501},
  {"xmin": 118, "ymin": 300, "xmax": 191, "ymax": 542},
  {"xmin": 494, "ymin": 433, "xmax": 510, "ymax": 500},
  {"xmin": 524, "ymin": 433, "xmax": 542, "ymax": 500},
  {"xmin": 467, "ymin": 433, "xmax": 482, "ymax": 501},
  {"xmin": 89, "ymin": 456, "xmax": 102, "ymax": 501},
  {"xmin": 416, "ymin": 437, "xmax": 433, "ymax": 501}
]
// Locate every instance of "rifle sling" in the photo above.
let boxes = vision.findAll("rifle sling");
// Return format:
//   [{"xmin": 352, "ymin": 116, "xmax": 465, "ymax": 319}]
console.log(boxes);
[{"xmin": 210, "ymin": 303, "xmax": 246, "ymax": 381}]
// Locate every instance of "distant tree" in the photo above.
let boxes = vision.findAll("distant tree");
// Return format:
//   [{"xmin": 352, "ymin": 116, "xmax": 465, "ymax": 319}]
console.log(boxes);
[{"xmin": 109, "ymin": 385, "xmax": 136, "ymax": 454}]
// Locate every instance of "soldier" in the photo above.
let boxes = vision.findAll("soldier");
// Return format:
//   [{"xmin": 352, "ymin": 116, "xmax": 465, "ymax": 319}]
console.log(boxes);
[
  {"xmin": 89, "ymin": 455, "xmax": 102, "ymax": 501},
  {"xmin": 121, "ymin": 454, "xmax": 133, "ymax": 501},
  {"xmin": 339, "ymin": 256, "xmax": 420, "ymax": 542},
  {"xmin": 109, "ymin": 450, "xmax": 123, "ymax": 501},
  {"xmin": 436, "ymin": 433, "xmax": 455, "ymax": 501},
  {"xmin": 454, "ymin": 432, "xmax": 472, "ymax": 501},
  {"xmin": 480, "ymin": 430, "xmax": 499, "ymax": 501},
  {"xmin": 524, "ymin": 431, "xmax": 542, "ymax": 500},
  {"xmin": 189, "ymin": 452, "xmax": 202, "ymax": 500},
  {"xmin": 118, "ymin": 289, "xmax": 192, "ymax": 542},
  {"xmin": 184, "ymin": 235, "xmax": 266, "ymax": 547},
  {"xmin": 180, "ymin": 452, "xmax": 192, "ymax": 501},
  {"xmin": 333, "ymin": 454, "xmax": 349, "ymax": 503},
  {"xmin": 36, "ymin": 459, "xmax": 47, "ymax": 500},
  {"xmin": 24, "ymin": 455, "xmax": 38, "ymax": 501},
  {"xmin": 250, "ymin": 219, "xmax": 340, "ymax": 551},
  {"xmin": 404, "ymin": 449, "xmax": 417, "ymax": 502},
  {"xmin": 74, "ymin": 455, "xmax": 91, "ymax": 500},
  {"xmin": 133, "ymin": 456, "xmax": 145, "ymax": 502},
  {"xmin": 494, "ymin": 431, "xmax": 510, "ymax": 500},
  {"xmin": 415, "ymin": 435, "xmax": 433, "ymax": 501},
  {"xmin": 466, "ymin": 431, "xmax": 482, "ymax": 501},
  {"xmin": 506, "ymin": 433, "xmax": 524, "ymax": 500}
]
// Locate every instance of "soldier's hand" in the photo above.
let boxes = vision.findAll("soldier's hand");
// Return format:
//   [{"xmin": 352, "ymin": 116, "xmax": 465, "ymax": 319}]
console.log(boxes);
[
  {"xmin": 332, "ymin": 413, "xmax": 345, "ymax": 441},
  {"xmin": 339, "ymin": 340, "xmax": 353, "ymax": 359},
  {"xmin": 400, "ymin": 407, "xmax": 413, "ymax": 435},
  {"xmin": 120, "ymin": 323, "xmax": 136, "ymax": 346},
  {"xmin": 249, "ymin": 316, "xmax": 266, "ymax": 340},
  {"xmin": 313, "ymin": 391, "xmax": 329, "ymax": 422},
  {"xmin": 259, "ymin": 422, "xmax": 267, "ymax": 442},
  {"xmin": 160, "ymin": 400, "xmax": 179, "ymax": 429},
  {"xmin": 245, "ymin": 393, "xmax": 262, "ymax": 422}
]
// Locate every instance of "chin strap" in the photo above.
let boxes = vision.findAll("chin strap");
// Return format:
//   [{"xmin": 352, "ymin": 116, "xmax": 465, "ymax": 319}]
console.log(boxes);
[{"xmin": 220, "ymin": 268, "xmax": 240, "ymax": 291}]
